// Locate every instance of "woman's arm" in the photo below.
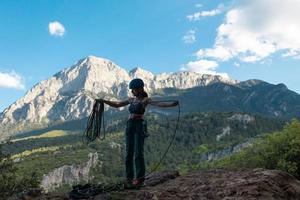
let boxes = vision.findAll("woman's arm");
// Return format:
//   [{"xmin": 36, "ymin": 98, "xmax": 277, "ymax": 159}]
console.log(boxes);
[
  {"xmin": 146, "ymin": 97, "xmax": 179, "ymax": 107},
  {"xmin": 99, "ymin": 98, "xmax": 132, "ymax": 108}
]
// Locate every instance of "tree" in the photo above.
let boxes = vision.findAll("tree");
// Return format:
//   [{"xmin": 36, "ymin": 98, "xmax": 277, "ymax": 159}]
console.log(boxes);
[{"xmin": 0, "ymin": 142, "xmax": 39, "ymax": 199}]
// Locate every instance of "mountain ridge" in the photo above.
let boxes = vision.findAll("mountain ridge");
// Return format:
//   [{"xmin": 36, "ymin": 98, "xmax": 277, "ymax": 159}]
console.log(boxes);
[
  {"xmin": 0, "ymin": 56, "xmax": 236, "ymax": 125},
  {"xmin": 1, "ymin": 55, "xmax": 299, "ymax": 140}
]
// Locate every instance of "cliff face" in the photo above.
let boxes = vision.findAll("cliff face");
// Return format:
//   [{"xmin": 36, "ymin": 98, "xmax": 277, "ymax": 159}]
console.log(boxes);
[
  {"xmin": 201, "ymin": 139, "xmax": 253, "ymax": 162},
  {"xmin": 40, "ymin": 152, "xmax": 100, "ymax": 192}
]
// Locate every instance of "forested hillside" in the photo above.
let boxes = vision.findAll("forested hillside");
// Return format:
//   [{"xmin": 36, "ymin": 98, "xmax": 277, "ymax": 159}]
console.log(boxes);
[{"xmin": 0, "ymin": 111, "xmax": 286, "ymax": 193}]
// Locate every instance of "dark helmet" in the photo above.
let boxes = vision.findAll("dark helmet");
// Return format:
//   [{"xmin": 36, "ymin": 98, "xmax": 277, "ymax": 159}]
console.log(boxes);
[{"xmin": 129, "ymin": 78, "xmax": 144, "ymax": 89}]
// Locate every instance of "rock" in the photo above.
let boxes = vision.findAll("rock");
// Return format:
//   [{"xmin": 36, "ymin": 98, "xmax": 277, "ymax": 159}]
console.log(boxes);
[
  {"xmin": 20, "ymin": 168, "xmax": 300, "ymax": 199},
  {"xmin": 145, "ymin": 171, "xmax": 179, "ymax": 186},
  {"xmin": 40, "ymin": 152, "xmax": 100, "ymax": 192},
  {"xmin": 106, "ymin": 168, "xmax": 300, "ymax": 200}
]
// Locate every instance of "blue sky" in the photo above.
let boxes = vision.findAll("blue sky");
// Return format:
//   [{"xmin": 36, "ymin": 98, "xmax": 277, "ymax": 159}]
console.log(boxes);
[{"xmin": 1, "ymin": 0, "xmax": 300, "ymax": 112}]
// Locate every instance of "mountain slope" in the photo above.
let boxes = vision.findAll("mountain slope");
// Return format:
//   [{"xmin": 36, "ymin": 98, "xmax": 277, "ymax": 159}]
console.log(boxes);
[
  {"xmin": 0, "ymin": 56, "xmax": 236, "ymax": 138},
  {"xmin": 169, "ymin": 81, "xmax": 300, "ymax": 119},
  {"xmin": 1, "ymin": 56, "xmax": 300, "ymax": 140}
]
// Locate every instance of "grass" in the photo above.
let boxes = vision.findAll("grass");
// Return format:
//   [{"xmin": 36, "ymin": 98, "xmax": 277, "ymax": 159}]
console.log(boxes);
[
  {"xmin": 11, "ymin": 145, "xmax": 72, "ymax": 159},
  {"xmin": 11, "ymin": 130, "xmax": 68, "ymax": 142}
]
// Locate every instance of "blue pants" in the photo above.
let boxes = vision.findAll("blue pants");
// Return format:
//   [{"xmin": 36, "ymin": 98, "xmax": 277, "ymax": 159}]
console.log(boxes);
[{"xmin": 125, "ymin": 119, "xmax": 147, "ymax": 182}]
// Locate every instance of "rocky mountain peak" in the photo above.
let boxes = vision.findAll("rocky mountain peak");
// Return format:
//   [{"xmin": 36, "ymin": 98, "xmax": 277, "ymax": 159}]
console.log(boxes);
[
  {"xmin": 129, "ymin": 67, "xmax": 154, "ymax": 79},
  {"xmin": 0, "ymin": 56, "xmax": 242, "ymax": 137},
  {"xmin": 236, "ymin": 79, "xmax": 265, "ymax": 88}
]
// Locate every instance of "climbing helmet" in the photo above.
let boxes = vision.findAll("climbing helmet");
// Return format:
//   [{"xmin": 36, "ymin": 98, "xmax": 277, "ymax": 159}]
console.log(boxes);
[{"xmin": 129, "ymin": 78, "xmax": 144, "ymax": 89}]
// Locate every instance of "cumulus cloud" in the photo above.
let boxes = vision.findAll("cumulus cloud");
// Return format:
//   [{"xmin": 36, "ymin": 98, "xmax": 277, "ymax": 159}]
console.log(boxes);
[
  {"xmin": 187, "ymin": 4, "xmax": 224, "ymax": 21},
  {"xmin": 182, "ymin": 30, "xmax": 196, "ymax": 44},
  {"xmin": 0, "ymin": 71, "xmax": 25, "ymax": 90},
  {"xmin": 196, "ymin": 46, "xmax": 232, "ymax": 61},
  {"xmin": 48, "ymin": 21, "xmax": 66, "ymax": 37},
  {"xmin": 196, "ymin": 0, "xmax": 300, "ymax": 63},
  {"xmin": 180, "ymin": 59, "xmax": 229, "ymax": 78}
]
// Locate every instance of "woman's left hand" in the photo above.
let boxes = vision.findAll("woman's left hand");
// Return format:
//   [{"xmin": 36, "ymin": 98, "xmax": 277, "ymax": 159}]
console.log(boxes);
[
  {"xmin": 172, "ymin": 100, "xmax": 179, "ymax": 106},
  {"xmin": 96, "ymin": 99, "xmax": 107, "ymax": 104}
]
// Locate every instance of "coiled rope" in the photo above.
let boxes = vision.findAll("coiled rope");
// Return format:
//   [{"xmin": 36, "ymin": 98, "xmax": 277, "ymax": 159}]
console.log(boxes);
[{"xmin": 82, "ymin": 100, "xmax": 106, "ymax": 144}]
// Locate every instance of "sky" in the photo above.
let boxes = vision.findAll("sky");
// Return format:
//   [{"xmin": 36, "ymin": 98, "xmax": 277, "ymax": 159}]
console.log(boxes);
[{"xmin": 1, "ymin": 0, "xmax": 300, "ymax": 112}]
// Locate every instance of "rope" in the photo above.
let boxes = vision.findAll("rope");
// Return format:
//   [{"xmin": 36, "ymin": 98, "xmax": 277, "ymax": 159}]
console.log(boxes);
[
  {"xmin": 69, "ymin": 182, "xmax": 124, "ymax": 199},
  {"xmin": 144, "ymin": 100, "xmax": 181, "ymax": 179},
  {"xmin": 82, "ymin": 100, "xmax": 105, "ymax": 144}
]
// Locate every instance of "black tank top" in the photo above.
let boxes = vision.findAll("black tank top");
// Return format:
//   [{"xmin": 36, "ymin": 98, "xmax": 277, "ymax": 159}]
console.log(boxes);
[{"xmin": 128, "ymin": 98, "xmax": 145, "ymax": 114}]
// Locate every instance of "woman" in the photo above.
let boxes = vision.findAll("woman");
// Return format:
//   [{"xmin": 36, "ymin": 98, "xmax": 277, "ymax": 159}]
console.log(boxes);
[{"xmin": 99, "ymin": 78, "xmax": 178, "ymax": 188}]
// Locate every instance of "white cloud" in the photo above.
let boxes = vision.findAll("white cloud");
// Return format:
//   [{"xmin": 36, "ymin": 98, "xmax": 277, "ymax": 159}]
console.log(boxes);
[
  {"xmin": 187, "ymin": 4, "xmax": 224, "ymax": 21},
  {"xmin": 48, "ymin": 21, "xmax": 66, "ymax": 37},
  {"xmin": 0, "ymin": 71, "xmax": 25, "ymax": 90},
  {"xmin": 196, "ymin": 0, "xmax": 300, "ymax": 63},
  {"xmin": 182, "ymin": 30, "xmax": 196, "ymax": 44},
  {"xmin": 181, "ymin": 59, "xmax": 229, "ymax": 78},
  {"xmin": 196, "ymin": 46, "xmax": 232, "ymax": 61},
  {"xmin": 282, "ymin": 49, "xmax": 299, "ymax": 58},
  {"xmin": 195, "ymin": 4, "xmax": 203, "ymax": 8}
]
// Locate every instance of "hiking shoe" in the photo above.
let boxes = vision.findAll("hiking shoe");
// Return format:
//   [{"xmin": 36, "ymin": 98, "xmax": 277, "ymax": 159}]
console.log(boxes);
[{"xmin": 132, "ymin": 179, "xmax": 146, "ymax": 189}]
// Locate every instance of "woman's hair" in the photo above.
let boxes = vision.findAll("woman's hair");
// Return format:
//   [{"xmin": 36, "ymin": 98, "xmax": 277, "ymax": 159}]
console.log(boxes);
[{"xmin": 137, "ymin": 88, "xmax": 148, "ymax": 98}]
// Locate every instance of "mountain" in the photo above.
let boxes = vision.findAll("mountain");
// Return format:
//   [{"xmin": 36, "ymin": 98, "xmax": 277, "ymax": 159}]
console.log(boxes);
[
  {"xmin": 171, "ymin": 80, "xmax": 300, "ymax": 119},
  {"xmin": 1, "ymin": 55, "xmax": 300, "ymax": 140},
  {"xmin": 0, "ymin": 56, "xmax": 236, "ymax": 138}
]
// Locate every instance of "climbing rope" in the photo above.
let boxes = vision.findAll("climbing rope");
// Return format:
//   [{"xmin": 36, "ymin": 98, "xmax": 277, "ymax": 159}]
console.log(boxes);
[
  {"xmin": 144, "ymin": 100, "xmax": 181, "ymax": 178},
  {"xmin": 69, "ymin": 183, "xmax": 124, "ymax": 199},
  {"xmin": 82, "ymin": 99, "xmax": 106, "ymax": 144}
]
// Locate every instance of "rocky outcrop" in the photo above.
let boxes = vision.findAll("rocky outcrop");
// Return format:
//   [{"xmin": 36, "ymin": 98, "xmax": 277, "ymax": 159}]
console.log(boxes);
[
  {"xmin": 216, "ymin": 126, "xmax": 231, "ymax": 141},
  {"xmin": 202, "ymin": 140, "xmax": 253, "ymax": 161},
  {"xmin": 40, "ymin": 152, "xmax": 100, "ymax": 192},
  {"xmin": 14, "ymin": 169, "xmax": 300, "ymax": 199},
  {"xmin": 110, "ymin": 168, "xmax": 300, "ymax": 200},
  {"xmin": 228, "ymin": 113, "xmax": 255, "ymax": 123}
]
